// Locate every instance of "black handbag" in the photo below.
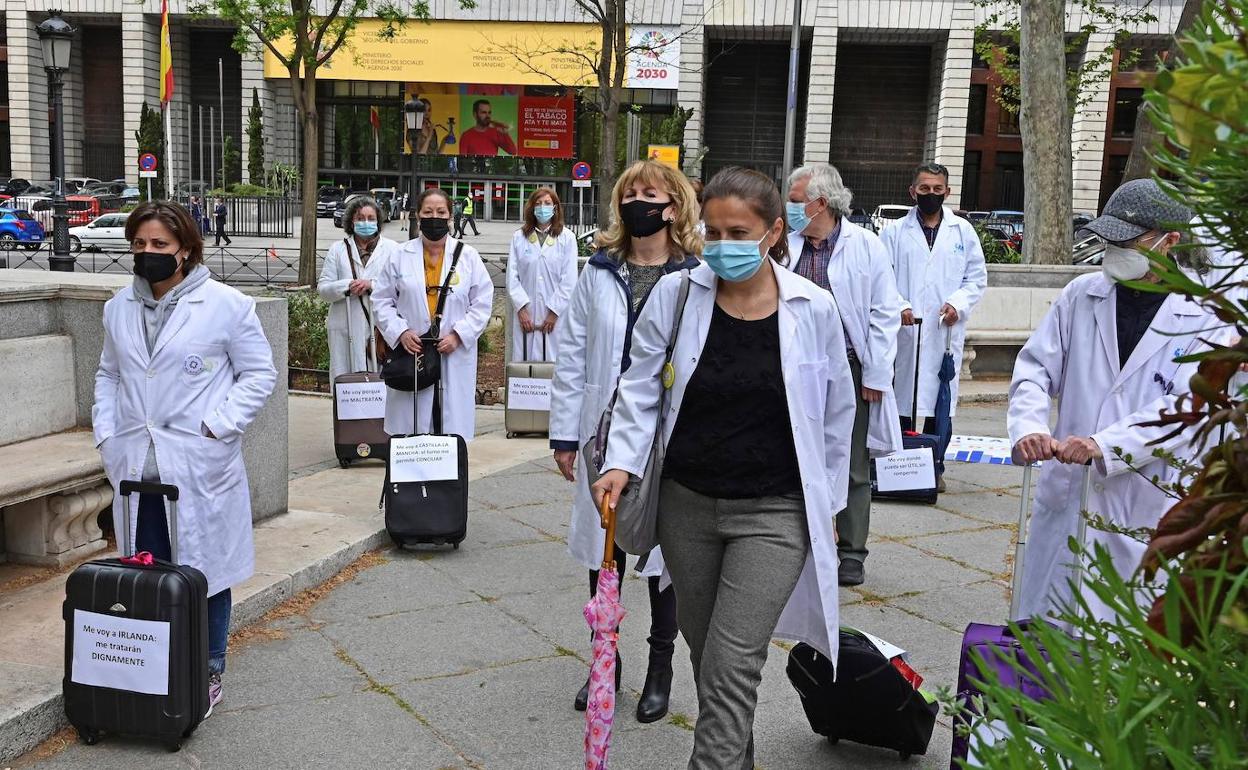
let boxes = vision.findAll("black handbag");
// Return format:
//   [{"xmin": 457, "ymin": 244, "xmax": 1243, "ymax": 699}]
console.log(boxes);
[{"xmin": 381, "ymin": 242, "xmax": 464, "ymax": 392}]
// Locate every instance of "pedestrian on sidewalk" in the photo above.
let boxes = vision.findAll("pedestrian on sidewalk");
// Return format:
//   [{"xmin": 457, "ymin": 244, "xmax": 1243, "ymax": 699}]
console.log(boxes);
[
  {"xmin": 93, "ymin": 200, "xmax": 277, "ymax": 719},
  {"xmin": 213, "ymin": 198, "xmax": 232, "ymax": 246},
  {"xmin": 189, "ymin": 195, "xmax": 205, "ymax": 235},
  {"xmin": 549, "ymin": 159, "xmax": 700, "ymax": 724},
  {"xmin": 881, "ymin": 163, "xmax": 987, "ymax": 491},
  {"xmin": 460, "ymin": 195, "xmax": 480, "ymax": 237},
  {"xmin": 1008, "ymin": 179, "xmax": 1220, "ymax": 624},
  {"xmin": 785, "ymin": 162, "xmax": 905, "ymax": 587},
  {"xmin": 506, "ymin": 187, "xmax": 578, "ymax": 362},
  {"xmin": 372, "ymin": 187, "xmax": 494, "ymax": 439},
  {"xmin": 452, "ymin": 197, "xmax": 464, "ymax": 238},
  {"xmin": 318, "ymin": 195, "xmax": 400, "ymax": 378},
  {"xmin": 592, "ymin": 167, "xmax": 855, "ymax": 769}
]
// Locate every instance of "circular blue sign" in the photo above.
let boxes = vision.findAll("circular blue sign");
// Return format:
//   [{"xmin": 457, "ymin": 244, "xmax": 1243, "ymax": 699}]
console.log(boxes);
[
  {"xmin": 139, "ymin": 153, "xmax": 158, "ymax": 171},
  {"xmin": 572, "ymin": 161, "xmax": 592, "ymax": 180}
]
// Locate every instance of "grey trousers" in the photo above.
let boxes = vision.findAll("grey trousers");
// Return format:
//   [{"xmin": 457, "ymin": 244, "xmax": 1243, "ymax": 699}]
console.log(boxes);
[
  {"xmin": 658, "ymin": 479, "xmax": 810, "ymax": 770},
  {"xmin": 836, "ymin": 354, "xmax": 872, "ymax": 564}
]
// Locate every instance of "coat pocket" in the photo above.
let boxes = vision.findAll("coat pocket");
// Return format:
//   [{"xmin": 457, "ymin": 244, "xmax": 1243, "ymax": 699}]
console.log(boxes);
[
  {"xmin": 191, "ymin": 433, "xmax": 244, "ymax": 497},
  {"xmin": 797, "ymin": 359, "xmax": 830, "ymax": 419}
]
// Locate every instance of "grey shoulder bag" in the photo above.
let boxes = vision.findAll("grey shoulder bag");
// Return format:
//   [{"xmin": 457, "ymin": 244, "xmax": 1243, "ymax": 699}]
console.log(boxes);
[{"xmin": 582, "ymin": 269, "xmax": 692, "ymax": 555}]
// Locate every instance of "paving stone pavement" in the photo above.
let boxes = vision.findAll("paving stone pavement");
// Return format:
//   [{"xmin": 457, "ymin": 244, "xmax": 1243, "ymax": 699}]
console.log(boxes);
[{"xmin": 15, "ymin": 405, "xmax": 1027, "ymax": 769}]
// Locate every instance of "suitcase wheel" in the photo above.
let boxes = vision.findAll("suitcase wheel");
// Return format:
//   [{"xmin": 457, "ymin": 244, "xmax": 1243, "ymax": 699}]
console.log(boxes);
[
  {"xmin": 506, "ymin": 432, "xmax": 515, "ymax": 439},
  {"xmin": 452, "ymin": 542, "xmax": 460, "ymax": 550},
  {"xmin": 79, "ymin": 728, "xmax": 99, "ymax": 745},
  {"xmin": 339, "ymin": 458, "xmax": 351, "ymax": 469},
  {"xmin": 390, "ymin": 534, "xmax": 406, "ymax": 549},
  {"xmin": 167, "ymin": 740, "xmax": 182, "ymax": 753},
  {"xmin": 898, "ymin": 751, "xmax": 911, "ymax": 760}
]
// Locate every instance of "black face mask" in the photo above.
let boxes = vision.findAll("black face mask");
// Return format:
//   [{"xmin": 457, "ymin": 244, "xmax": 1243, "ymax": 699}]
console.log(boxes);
[
  {"xmin": 419, "ymin": 217, "xmax": 451, "ymax": 242},
  {"xmin": 916, "ymin": 193, "xmax": 945, "ymax": 216},
  {"xmin": 133, "ymin": 251, "xmax": 181, "ymax": 283},
  {"xmin": 620, "ymin": 199, "xmax": 670, "ymax": 238}
]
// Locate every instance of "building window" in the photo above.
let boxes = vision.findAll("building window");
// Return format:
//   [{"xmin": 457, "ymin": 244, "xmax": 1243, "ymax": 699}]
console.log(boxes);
[
  {"xmin": 0, "ymin": 62, "xmax": 8, "ymax": 106},
  {"xmin": 997, "ymin": 101, "xmax": 1021, "ymax": 136},
  {"xmin": 994, "ymin": 151, "xmax": 1024, "ymax": 210},
  {"xmin": 1111, "ymin": 88, "xmax": 1144, "ymax": 138},
  {"xmin": 962, "ymin": 150, "xmax": 981, "ymax": 210},
  {"xmin": 967, "ymin": 84, "xmax": 987, "ymax": 135}
]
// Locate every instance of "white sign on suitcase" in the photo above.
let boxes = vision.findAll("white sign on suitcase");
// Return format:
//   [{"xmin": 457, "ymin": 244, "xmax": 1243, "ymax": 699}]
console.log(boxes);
[
  {"xmin": 507, "ymin": 377, "xmax": 552, "ymax": 412},
  {"xmin": 874, "ymin": 447, "xmax": 936, "ymax": 492},
  {"xmin": 390, "ymin": 436, "xmax": 460, "ymax": 482},
  {"xmin": 71, "ymin": 609, "xmax": 171, "ymax": 695},
  {"xmin": 335, "ymin": 381, "xmax": 388, "ymax": 421}
]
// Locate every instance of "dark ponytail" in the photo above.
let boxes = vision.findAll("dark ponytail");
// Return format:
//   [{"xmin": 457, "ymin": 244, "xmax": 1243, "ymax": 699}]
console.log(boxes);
[{"xmin": 701, "ymin": 167, "xmax": 790, "ymax": 264}]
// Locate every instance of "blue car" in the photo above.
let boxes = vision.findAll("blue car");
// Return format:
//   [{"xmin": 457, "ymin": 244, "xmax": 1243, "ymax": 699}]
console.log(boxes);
[{"xmin": 0, "ymin": 208, "xmax": 46, "ymax": 251}]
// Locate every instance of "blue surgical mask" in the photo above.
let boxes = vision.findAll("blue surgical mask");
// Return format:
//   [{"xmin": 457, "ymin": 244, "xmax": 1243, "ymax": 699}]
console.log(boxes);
[
  {"xmin": 354, "ymin": 220, "xmax": 379, "ymax": 237},
  {"xmin": 786, "ymin": 200, "xmax": 812, "ymax": 233},
  {"xmin": 534, "ymin": 204, "xmax": 555, "ymax": 224},
  {"xmin": 703, "ymin": 235, "xmax": 768, "ymax": 282}
]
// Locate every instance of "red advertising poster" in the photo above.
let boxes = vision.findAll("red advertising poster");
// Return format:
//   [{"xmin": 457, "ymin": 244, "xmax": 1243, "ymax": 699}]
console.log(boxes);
[
  {"xmin": 516, "ymin": 95, "xmax": 575, "ymax": 158},
  {"xmin": 407, "ymin": 83, "xmax": 574, "ymax": 159}
]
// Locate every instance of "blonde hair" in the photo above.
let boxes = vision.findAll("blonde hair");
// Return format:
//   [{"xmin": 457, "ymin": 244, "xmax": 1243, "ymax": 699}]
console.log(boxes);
[{"xmin": 596, "ymin": 160, "xmax": 702, "ymax": 259}]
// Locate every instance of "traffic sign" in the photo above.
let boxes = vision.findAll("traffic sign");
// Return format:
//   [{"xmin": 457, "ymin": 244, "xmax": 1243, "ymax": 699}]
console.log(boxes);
[
  {"xmin": 139, "ymin": 153, "xmax": 158, "ymax": 172},
  {"xmin": 139, "ymin": 170, "xmax": 158, "ymax": 178},
  {"xmin": 572, "ymin": 161, "xmax": 592, "ymax": 180},
  {"xmin": 572, "ymin": 179, "xmax": 592, "ymax": 188}
]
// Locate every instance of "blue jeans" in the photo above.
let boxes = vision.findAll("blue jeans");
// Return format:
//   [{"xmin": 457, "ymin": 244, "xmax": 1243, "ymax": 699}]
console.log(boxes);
[{"xmin": 136, "ymin": 493, "xmax": 231, "ymax": 675}]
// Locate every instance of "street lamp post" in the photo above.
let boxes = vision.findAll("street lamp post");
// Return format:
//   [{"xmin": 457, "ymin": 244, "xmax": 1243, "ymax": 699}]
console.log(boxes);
[
  {"xmin": 37, "ymin": 10, "xmax": 75, "ymax": 272},
  {"xmin": 403, "ymin": 97, "xmax": 426, "ymax": 240}
]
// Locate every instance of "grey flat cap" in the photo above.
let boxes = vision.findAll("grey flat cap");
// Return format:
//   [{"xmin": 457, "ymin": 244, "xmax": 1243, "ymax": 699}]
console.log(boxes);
[{"xmin": 1083, "ymin": 179, "xmax": 1192, "ymax": 243}]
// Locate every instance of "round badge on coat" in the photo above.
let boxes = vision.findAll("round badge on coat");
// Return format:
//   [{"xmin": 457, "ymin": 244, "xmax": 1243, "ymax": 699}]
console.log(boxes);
[
  {"xmin": 183, "ymin": 354, "xmax": 205, "ymax": 376},
  {"xmin": 356, "ymin": 443, "xmax": 372, "ymax": 458},
  {"xmin": 449, "ymin": 272, "xmax": 461, "ymax": 287}
]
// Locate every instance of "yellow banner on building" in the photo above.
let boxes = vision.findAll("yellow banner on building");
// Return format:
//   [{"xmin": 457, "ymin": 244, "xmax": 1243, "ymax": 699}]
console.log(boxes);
[
  {"xmin": 646, "ymin": 145, "xmax": 680, "ymax": 169},
  {"xmin": 263, "ymin": 19, "xmax": 602, "ymax": 86}
]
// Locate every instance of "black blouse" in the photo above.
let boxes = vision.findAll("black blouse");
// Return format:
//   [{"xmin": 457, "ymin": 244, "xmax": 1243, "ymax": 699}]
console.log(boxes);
[{"xmin": 663, "ymin": 303, "xmax": 802, "ymax": 499}]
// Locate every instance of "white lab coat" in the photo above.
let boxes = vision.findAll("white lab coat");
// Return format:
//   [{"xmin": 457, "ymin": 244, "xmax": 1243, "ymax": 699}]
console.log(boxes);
[
  {"xmin": 883, "ymin": 206, "xmax": 988, "ymax": 418},
  {"xmin": 93, "ymin": 279, "xmax": 277, "ymax": 597},
  {"xmin": 549, "ymin": 252, "xmax": 698, "ymax": 577},
  {"xmin": 788, "ymin": 221, "xmax": 904, "ymax": 455},
  {"xmin": 506, "ymin": 228, "xmax": 578, "ymax": 362},
  {"xmin": 372, "ymin": 236, "xmax": 494, "ymax": 439},
  {"xmin": 317, "ymin": 236, "xmax": 399, "ymax": 379},
  {"xmin": 1007, "ymin": 272, "xmax": 1218, "ymax": 622},
  {"xmin": 602, "ymin": 262, "xmax": 856, "ymax": 664}
]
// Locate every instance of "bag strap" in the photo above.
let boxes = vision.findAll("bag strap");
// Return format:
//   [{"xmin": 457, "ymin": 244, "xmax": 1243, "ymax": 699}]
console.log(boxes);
[
  {"xmin": 345, "ymin": 238, "xmax": 378, "ymax": 369},
  {"xmin": 429, "ymin": 241, "xmax": 465, "ymax": 333},
  {"xmin": 656, "ymin": 270, "xmax": 692, "ymax": 424}
]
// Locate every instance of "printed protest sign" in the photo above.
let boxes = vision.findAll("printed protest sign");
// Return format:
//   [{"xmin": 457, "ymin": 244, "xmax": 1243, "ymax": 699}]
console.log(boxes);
[
  {"xmin": 71, "ymin": 609, "xmax": 171, "ymax": 695},
  {"xmin": 874, "ymin": 447, "xmax": 936, "ymax": 492},
  {"xmin": 335, "ymin": 381, "xmax": 387, "ymax": 421},
  {"xmin": 507, "ymin": 377, "xmax": 551, "ymax": 412},
  {"xmin": 390, "ymin": 436, "xmax": 460, "ymax": 483}
]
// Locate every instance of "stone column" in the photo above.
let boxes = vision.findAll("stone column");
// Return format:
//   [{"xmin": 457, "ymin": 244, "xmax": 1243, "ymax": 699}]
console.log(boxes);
[
  {"xmin": 167, "ymin": 20, "xmax": 193, "ymax": 193},
  {"xmin": 930, "ymin": 2, "xmax": 976, "ymax": 209},
  {"xmin": 802, "ymin": 0, "xmax": 839, "ymax": 166},
  {"xmin": 6, "ymin": 11, "xmax": 50, "ymax": 179},
  {"xmin": 62, "ymin": 30, "xmax": 85, "ymax": 178},
  {"xmin": 121, "ymin": 11, "xmax": 160, "ymax": 188},
  {"xmin": 239, "ymin": 46, "xmax": 274, "ymax": 185},
  {"xmin": 1071, "ymin": 31, "xmax": 1114, "ymax": 215},
  {"xmin": 677, "ymin": 0, "xmax": 705, "ymax": 178}
]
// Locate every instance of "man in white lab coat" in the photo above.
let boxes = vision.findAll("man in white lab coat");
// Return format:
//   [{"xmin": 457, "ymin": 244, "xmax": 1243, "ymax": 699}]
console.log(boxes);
[
  {"xmin": 881, "ymin": 163, "xmax": 987, "ymax": 491},
  {"xmin": 1008, "ymin": 179, "xmax": 1217, "ymax": 622},
  {"xmin": 786, "ymin": 162, "xmax": 905, "ymax": 587}
]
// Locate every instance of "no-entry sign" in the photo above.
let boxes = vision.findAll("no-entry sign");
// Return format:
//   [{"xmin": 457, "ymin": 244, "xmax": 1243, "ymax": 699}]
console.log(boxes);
[
  {"xmin": 139, "ymin": 153, "xmax": 158, "ymax": 172},
  {"xmin": 572, "ymin": 161, "xmax": 592, "ymax": 180}
]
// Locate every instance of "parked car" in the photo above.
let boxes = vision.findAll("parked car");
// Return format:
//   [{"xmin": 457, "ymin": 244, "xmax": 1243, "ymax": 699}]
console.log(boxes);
[
  {"xmin": 68, "ymin": 212, "xmax": 130, "ymax": 253},
  {"xmin": 1072, "ymin": 212, "xmax": 1095, "ymax": 234},
  {"xmin": 66, "ymin": 195, "xmax": 123, "ymax": 227},
  {"xmin": 847, "ymin": 207, "xmax": 876, "ymax": 233},
  {"xmin": 332, "ymin": 191, "xmax": 371, "ymax": 228},
  {"xmin": 963, "ymin": 211, "xmax": 991, "ymax": 222},
  {"xmin": 82, "ymin": 180, "xmax": 129, "ymax": 198},
  {"xmin": 0, "ymin": 208, "xmax": 47, "ymax": 251},
  {"xmin": 1073, "ymin": 234, "xmax": 1106, "ymax": 265},
  {"xmin": 871, "ymin": 204, "xmax": 911, "ymax": 232},
  {"xmin": 989, "ymin": 209, "xmax": 1025, "ymax": 226},
  {"xmin": 0, "ymin": 178, "xmax": 32, "ymax": 196},
  {"xmin": 371, "ymin": 188, "xmax": 403, "ymax": 220},
  {"xmin": 65, "ymin": 177, "xmax": 102, "ymax": 194},
  {"xmin": 317, "ymin": 188, "xmax": 346, "ymax": 218}
]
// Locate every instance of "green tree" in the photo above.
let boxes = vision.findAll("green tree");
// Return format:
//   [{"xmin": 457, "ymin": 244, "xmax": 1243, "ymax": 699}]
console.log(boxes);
[
  {"xmin": 247, "ymin": 88, "xmax": 265, "ymax": 184},
  {"xmin": 135, "ymin": 102, "xmax": 166, "ymax": 200},
  {"xmin": 220, "ymin": 134, "xmax": 241, "ymax": 190},
  {"xmin": 193, "ymin": 0, "xmax": 475, "ymax": 285}
]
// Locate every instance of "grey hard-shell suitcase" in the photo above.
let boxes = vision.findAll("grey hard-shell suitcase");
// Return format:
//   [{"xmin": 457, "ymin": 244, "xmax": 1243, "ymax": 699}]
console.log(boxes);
[
  {"xmin": 505, "ymin": 331, "xmax": 554, "ymax": 438},
  {"xmin": 333, "ymin": 286, "xmax": 389, "ymax": 466}
]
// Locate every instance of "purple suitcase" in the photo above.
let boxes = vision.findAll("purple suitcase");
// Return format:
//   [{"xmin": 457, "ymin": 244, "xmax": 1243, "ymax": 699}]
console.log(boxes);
[{"xmin": 950, "ymin": 463, "xmax": 1092, "ymax": 767}]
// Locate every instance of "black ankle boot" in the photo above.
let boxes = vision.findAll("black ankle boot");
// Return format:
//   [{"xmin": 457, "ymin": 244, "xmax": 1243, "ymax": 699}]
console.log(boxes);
[
  {"xmin": 635, "ymin": 657, "xmax": 673, "ymax": 723},
  {"xmin": 574, "ymin": 650, "xmax": 622, "ymax": 712}
]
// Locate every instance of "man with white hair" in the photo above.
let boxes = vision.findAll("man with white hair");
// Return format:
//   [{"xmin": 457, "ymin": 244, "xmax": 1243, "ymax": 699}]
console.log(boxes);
[
  {"xmin": 786, "ymin": 162, "xmax": 905, "ymax": 586},
  {"xmin": 882, "ymin": 163, "xmax": 987, "ymax": 492}
]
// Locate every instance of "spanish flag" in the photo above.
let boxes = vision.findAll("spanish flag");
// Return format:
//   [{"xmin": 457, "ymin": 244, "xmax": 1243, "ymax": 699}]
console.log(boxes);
[{"xmin": 159, "ymin": 0, "xmax": 174, "ymax": 104}]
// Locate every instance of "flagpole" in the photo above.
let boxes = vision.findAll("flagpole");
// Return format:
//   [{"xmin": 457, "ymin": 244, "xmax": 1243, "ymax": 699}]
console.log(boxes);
[{"xmin": 164, "ymin": 105, "xmax": 173, "ymax": 200}]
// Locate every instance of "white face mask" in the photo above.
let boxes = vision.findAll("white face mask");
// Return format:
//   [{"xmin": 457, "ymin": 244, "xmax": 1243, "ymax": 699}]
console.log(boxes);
[{"xmin": 1102, "ymin": 235, "xmax": 1166, "ymax": 283}]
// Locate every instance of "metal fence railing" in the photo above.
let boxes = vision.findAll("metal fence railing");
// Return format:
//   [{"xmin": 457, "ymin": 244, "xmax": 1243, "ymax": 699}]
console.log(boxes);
[{"xmin": 175, "ymin": 196, "xmax": 300, "ymax": 239}]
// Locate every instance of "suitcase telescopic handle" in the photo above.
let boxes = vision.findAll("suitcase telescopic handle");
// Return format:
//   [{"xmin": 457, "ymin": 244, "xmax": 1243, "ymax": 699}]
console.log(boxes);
[
  {"xmin": 1010, "ymin": 461, "xmax": 1093, "ymax": 620},
  {"xmin": 117, "ymin": 481, "xmax": 181, "ymax": 564},
  {"xmin": 911, "ymin": 317, "xmax": 923, "ymax": 426}
]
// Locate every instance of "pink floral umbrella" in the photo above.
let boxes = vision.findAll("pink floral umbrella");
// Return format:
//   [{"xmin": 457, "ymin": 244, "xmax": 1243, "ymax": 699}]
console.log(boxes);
[{"xmin": 584, "ymin": 497, "xmax": 626, "ymax": 770}]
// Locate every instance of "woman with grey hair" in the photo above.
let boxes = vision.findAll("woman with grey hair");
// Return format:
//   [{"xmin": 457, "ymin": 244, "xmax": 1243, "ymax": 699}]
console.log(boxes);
[{"xmin": 318, "ymin": 195, "xmax": 400, "ymax": 379}]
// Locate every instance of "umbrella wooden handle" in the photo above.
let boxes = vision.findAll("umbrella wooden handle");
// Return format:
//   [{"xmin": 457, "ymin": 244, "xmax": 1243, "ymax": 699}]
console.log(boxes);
[{"xmin": 599, "ymin": 495, "xmax": 617, "ymax": 570}]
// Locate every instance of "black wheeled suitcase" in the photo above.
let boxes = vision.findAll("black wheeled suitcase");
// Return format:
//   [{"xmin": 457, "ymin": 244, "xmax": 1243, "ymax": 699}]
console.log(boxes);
[
  {"xmin": 63, "ymin": 481, "xmax": 209, "ymax": 752},
  {"xmin": 382, "ymin": 375, "xmax": 469, "ymax": 549},
  {"xmin": 333, "ymin": 286, "xmax": 389, "ymax": 467},
  {"xmin": 872, "ymin": 317, "xmax": 940, "ymax": 504},
  {"xmin": 787, "ymin": 630, "xmax": 939, "ymax": 760}
]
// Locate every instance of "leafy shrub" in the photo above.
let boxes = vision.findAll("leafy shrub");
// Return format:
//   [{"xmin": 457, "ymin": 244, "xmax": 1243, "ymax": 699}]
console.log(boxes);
[
  {"xmin": 286, "ymin": 289, "xmax": 330, "ymax": 371},
  {"xmin": 976, "ymin": 224, "xmax": 1020, "ymax": 264}
]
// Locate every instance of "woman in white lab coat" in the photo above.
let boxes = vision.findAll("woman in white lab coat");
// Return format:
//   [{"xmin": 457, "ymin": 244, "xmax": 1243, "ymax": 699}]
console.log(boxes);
[
  {"xmin": 506, "ymin": 187, "xmax": 578, "ymax": 362},
  {"xmin": 93, "ymin": 201, "xmax": 277, "ymax": 716},
  {"xmin": 1008, "ymin": 179, "xmax": 1219, "ymax": 623},
  {"xmin": 549, "ymin": 159, "xmax": 700, "ymax": 722},
  {"xmin": 318, "ymin": 195, "xmax": 399, "ymax": 378},
  {"xmin": 594, "ymin": 168, "xmax": 855, "ymax": 769},
  {"xmin": 372, "ymin": 188, "xmax": 494, "ymax": 439}
]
